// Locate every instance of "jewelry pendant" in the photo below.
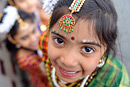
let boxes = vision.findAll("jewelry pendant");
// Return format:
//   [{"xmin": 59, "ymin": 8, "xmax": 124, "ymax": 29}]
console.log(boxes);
[
  {"xmin": 58, "ymin": 0, "xmax": 86, "ymax": 33},
  {"xmin": 59, "ymin": 14, "xmax": 75, "ymax": 33}
]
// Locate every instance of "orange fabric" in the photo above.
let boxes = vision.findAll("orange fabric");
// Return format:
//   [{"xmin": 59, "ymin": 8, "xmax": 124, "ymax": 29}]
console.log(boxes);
[
  {"xmin": 17, "ymin": 53, "xmax": 48, "ymax": 87},
  {"xmin": 39, "ymin": 30, "xmax": 49, "ymax": 62}
]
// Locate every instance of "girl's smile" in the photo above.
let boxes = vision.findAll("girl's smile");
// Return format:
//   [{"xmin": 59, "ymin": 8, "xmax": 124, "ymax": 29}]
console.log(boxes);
[{"xmin": 59, "ymin": 66, "xmax": 80, "ymax": 77}]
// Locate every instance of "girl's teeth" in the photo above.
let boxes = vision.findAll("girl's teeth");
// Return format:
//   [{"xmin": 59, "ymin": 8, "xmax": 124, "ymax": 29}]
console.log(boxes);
[
  {"xmin": 67, "ymin": 72, "xmax": 76, "ymax": 74},
  {"xmin": 62, "ymin": 68, "xmax": 76, "ymax": 74}
]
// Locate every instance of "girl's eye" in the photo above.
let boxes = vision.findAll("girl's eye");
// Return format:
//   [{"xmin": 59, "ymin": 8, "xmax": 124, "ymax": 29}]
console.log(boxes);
[
  {"xmin": 21, "ymin": 36, "xmax": 28, "ymax": 40},
  {"xmin": 82, "ymin": 46, "xmax": 94, "ymax": 54},
  {"xmin": 54, "ymin": 38, "xmax": 64, "ymax": 45},
  {"xmin": 32, "ymin": 28, "xmax": 36, "ymax": 33}
]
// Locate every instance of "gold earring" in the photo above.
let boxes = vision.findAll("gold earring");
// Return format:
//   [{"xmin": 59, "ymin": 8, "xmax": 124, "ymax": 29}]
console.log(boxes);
[{"xmin": 97, "ymin": 56, "xmax": 105, "ymax": 68}]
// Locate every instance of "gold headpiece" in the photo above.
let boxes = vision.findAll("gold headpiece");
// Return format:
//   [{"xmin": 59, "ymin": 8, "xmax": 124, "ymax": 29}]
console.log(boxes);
[
  {"xmin": 8, "ymin": 0, "xmax": 15, "ymax": 6},
  {"xmin": 59, "ymin": 0, "xmax": 86, "ymax": 33},
  {"xmin": 17, "ymin": 15, "xmax": 28, "ymax": 30},
  {"xmin": 0, "ymin": 13, "xmax": 3, "ymax": 20}
]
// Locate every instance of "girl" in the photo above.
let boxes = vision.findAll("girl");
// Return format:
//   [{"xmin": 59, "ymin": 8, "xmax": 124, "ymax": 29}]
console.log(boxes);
[
  {"xmin": 0, "ymin": 6, "xmax": 48, "ymax": 87},
  {"xmin": 39, "ymin": 0, "xmax": 130, "ymax": 87},
  {"xmin": 8, "ymin": 0, "xmax": 49, "ymax": 33}
]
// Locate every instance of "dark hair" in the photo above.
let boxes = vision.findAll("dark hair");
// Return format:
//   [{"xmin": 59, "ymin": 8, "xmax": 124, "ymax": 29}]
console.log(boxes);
[
  {"xmin": 3, "ymin": 10, "xmax": 34, "ymax": 87},
  {"xmin": 49, "ymin": 0, "xmax": 118, "ymax": 57},
  {"xmin": 6, "ymin": 10, "xmax": 34, "ymax": 52}
]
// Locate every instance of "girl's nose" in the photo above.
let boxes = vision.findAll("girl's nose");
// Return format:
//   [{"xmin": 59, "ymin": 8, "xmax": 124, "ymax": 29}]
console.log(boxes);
[
  {"xmin": 60, "ymin": 50, "xmax": 78, "ymax": 67},
  {"xmin": 30, "ymin": 35, "xmax": 37, "ymax": 42}
]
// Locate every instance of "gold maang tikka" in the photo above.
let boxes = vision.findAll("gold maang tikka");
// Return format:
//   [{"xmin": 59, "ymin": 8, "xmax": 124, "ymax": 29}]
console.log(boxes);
[
  {"xmin": 59, "ymin": 0, "xmax": 86, "ymax": 33},
  {"xmin": 17, "ymin": 15, "xmax": 29, "ymax": 30}
]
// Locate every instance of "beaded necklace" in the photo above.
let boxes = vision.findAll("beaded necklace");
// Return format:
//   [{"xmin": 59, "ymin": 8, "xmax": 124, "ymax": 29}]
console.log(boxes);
[{"xmin": 52, "ymin": 67, "xmax": 90, "ymax": 87}]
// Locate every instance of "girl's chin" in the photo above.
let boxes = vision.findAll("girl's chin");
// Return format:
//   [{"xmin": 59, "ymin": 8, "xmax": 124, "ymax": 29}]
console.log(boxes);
[
  {"xmin": 58, "ymin": 76, "xmax": 80, "ymax": 83},
  {"xmin": 57, "ymin": 71, "xmax": 81, "ymax": 83}
]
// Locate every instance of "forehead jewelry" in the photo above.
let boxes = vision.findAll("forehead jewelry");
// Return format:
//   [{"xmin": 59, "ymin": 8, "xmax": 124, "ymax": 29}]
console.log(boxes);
[
  {"xmin": 59, "ymin": 0, "xmax": 86, "ymax": 33},
  {"xmin": 17, "ymin": 15, "xmax": 28, "ymax": 30}
]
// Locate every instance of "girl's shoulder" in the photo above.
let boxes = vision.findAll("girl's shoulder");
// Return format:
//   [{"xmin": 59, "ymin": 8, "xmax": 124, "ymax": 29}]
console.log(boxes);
[
  {"xmin": 106, "ymin": 55, "xmax": 130, "ymax": 87},
  {"xmin": 106, "ymin": 55, "xmax": 128, "ymax": 73},
  {"xmin": 88, "ymin": 55, "xmax": 130, "ymax": 87}
]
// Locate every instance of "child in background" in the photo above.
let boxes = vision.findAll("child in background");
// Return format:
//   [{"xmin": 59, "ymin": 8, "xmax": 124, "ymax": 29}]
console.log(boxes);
[
  {"xmin": 0, "ymin": 6, "xmax": 48, "ymax": 87},
  {"xmin": 8, "ymin": 0, "xmax": 49, "ymax": 33},
  {"xmin": 39, "ymin": 0, "xmax": 130, "ymax": 87}
]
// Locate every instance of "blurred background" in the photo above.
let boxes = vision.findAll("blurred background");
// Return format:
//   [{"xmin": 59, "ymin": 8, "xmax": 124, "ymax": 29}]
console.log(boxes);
[
  {"xmin": 0, "ymin": 0, "xmax": 22, "ymax": 87},
  {"xmin": 0, "ymin": 0, "xmax": 130, "ymax": 87},
  {"xmin": 112, "ymin": 0, "xmax": 130, "ymax": 76}
]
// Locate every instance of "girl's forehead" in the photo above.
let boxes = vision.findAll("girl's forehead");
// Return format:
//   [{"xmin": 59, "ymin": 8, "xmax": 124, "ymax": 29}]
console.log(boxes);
[
  {"xmin": 16, "ymin": 22, "xmax": 35, "ymax": 35},
  {"xmin": 51, "ymin": 19, "xmax": 100, "ymax": 42}
]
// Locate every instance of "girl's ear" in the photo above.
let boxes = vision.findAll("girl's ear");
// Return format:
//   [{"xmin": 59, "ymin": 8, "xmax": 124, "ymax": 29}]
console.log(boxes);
[{"xmin": 7, "ymin": 34, "xmax": 17, "ymax": 45}]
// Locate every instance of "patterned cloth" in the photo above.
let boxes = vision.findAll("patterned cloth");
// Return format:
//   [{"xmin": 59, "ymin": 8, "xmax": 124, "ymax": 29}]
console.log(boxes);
[
  {"xmin": 39, "ymin": 30, "xmax": 130, "ymax": 87},
  {"xmin": 88, "ymin": 55, "xmax": 130, "ymax": 87},
  {"xmin": 17, "ymin": 52, "xmax": 48, "ymax": 87}
]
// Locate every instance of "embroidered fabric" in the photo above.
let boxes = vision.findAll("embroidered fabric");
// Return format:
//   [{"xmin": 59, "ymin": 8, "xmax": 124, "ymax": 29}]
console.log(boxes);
[{"xmin": 17, "ymin": 53, "xmax": 48, "ymax": 87}]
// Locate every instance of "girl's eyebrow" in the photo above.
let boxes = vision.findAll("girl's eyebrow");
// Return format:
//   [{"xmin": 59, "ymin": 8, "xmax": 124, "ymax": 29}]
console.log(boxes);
[
  {"xmin": 19, "ymin": 35, "xmax": 28, "ymax": 39},
  {"xmin": 82, "ymin": 41, "xmax": 101, "ymax": 47},
  {"xmin": 51, "ymin": 31, "xmax": 66, "ymax": 39}
]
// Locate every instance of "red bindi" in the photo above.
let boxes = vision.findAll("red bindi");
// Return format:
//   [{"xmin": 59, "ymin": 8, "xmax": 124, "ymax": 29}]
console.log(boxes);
[{"xmin": 71, "ymin": 37, "xmax": 75, "ymax": 40}]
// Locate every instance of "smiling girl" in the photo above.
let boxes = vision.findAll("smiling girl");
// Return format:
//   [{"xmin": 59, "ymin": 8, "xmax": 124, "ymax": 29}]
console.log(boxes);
[
  {"xmin": 0, "ymin": 6, "xmax": 48, "ymax": 87},
  {"xmin": 39, "ymin": 0, "xmax": 130, "ymax": 87}
]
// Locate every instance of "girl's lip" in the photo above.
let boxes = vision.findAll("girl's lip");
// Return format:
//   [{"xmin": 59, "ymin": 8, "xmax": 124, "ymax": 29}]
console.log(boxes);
[{"xmin": 59, "ymin": 66, "xmax": 79, "ymax": 77}]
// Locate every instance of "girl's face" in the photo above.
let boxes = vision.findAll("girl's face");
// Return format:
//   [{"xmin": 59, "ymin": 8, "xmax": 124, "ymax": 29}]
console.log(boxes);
[
  {"xmin": 13, "ymin": 0, "xmax": 36, "ymax": 14},
  {"xmin": 13, "ymin": 22, "xmax": 40, "ymax": 50},
  {"xmin": 48, "ymin": 19, "xmax": 107, "ymax": 83}
]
